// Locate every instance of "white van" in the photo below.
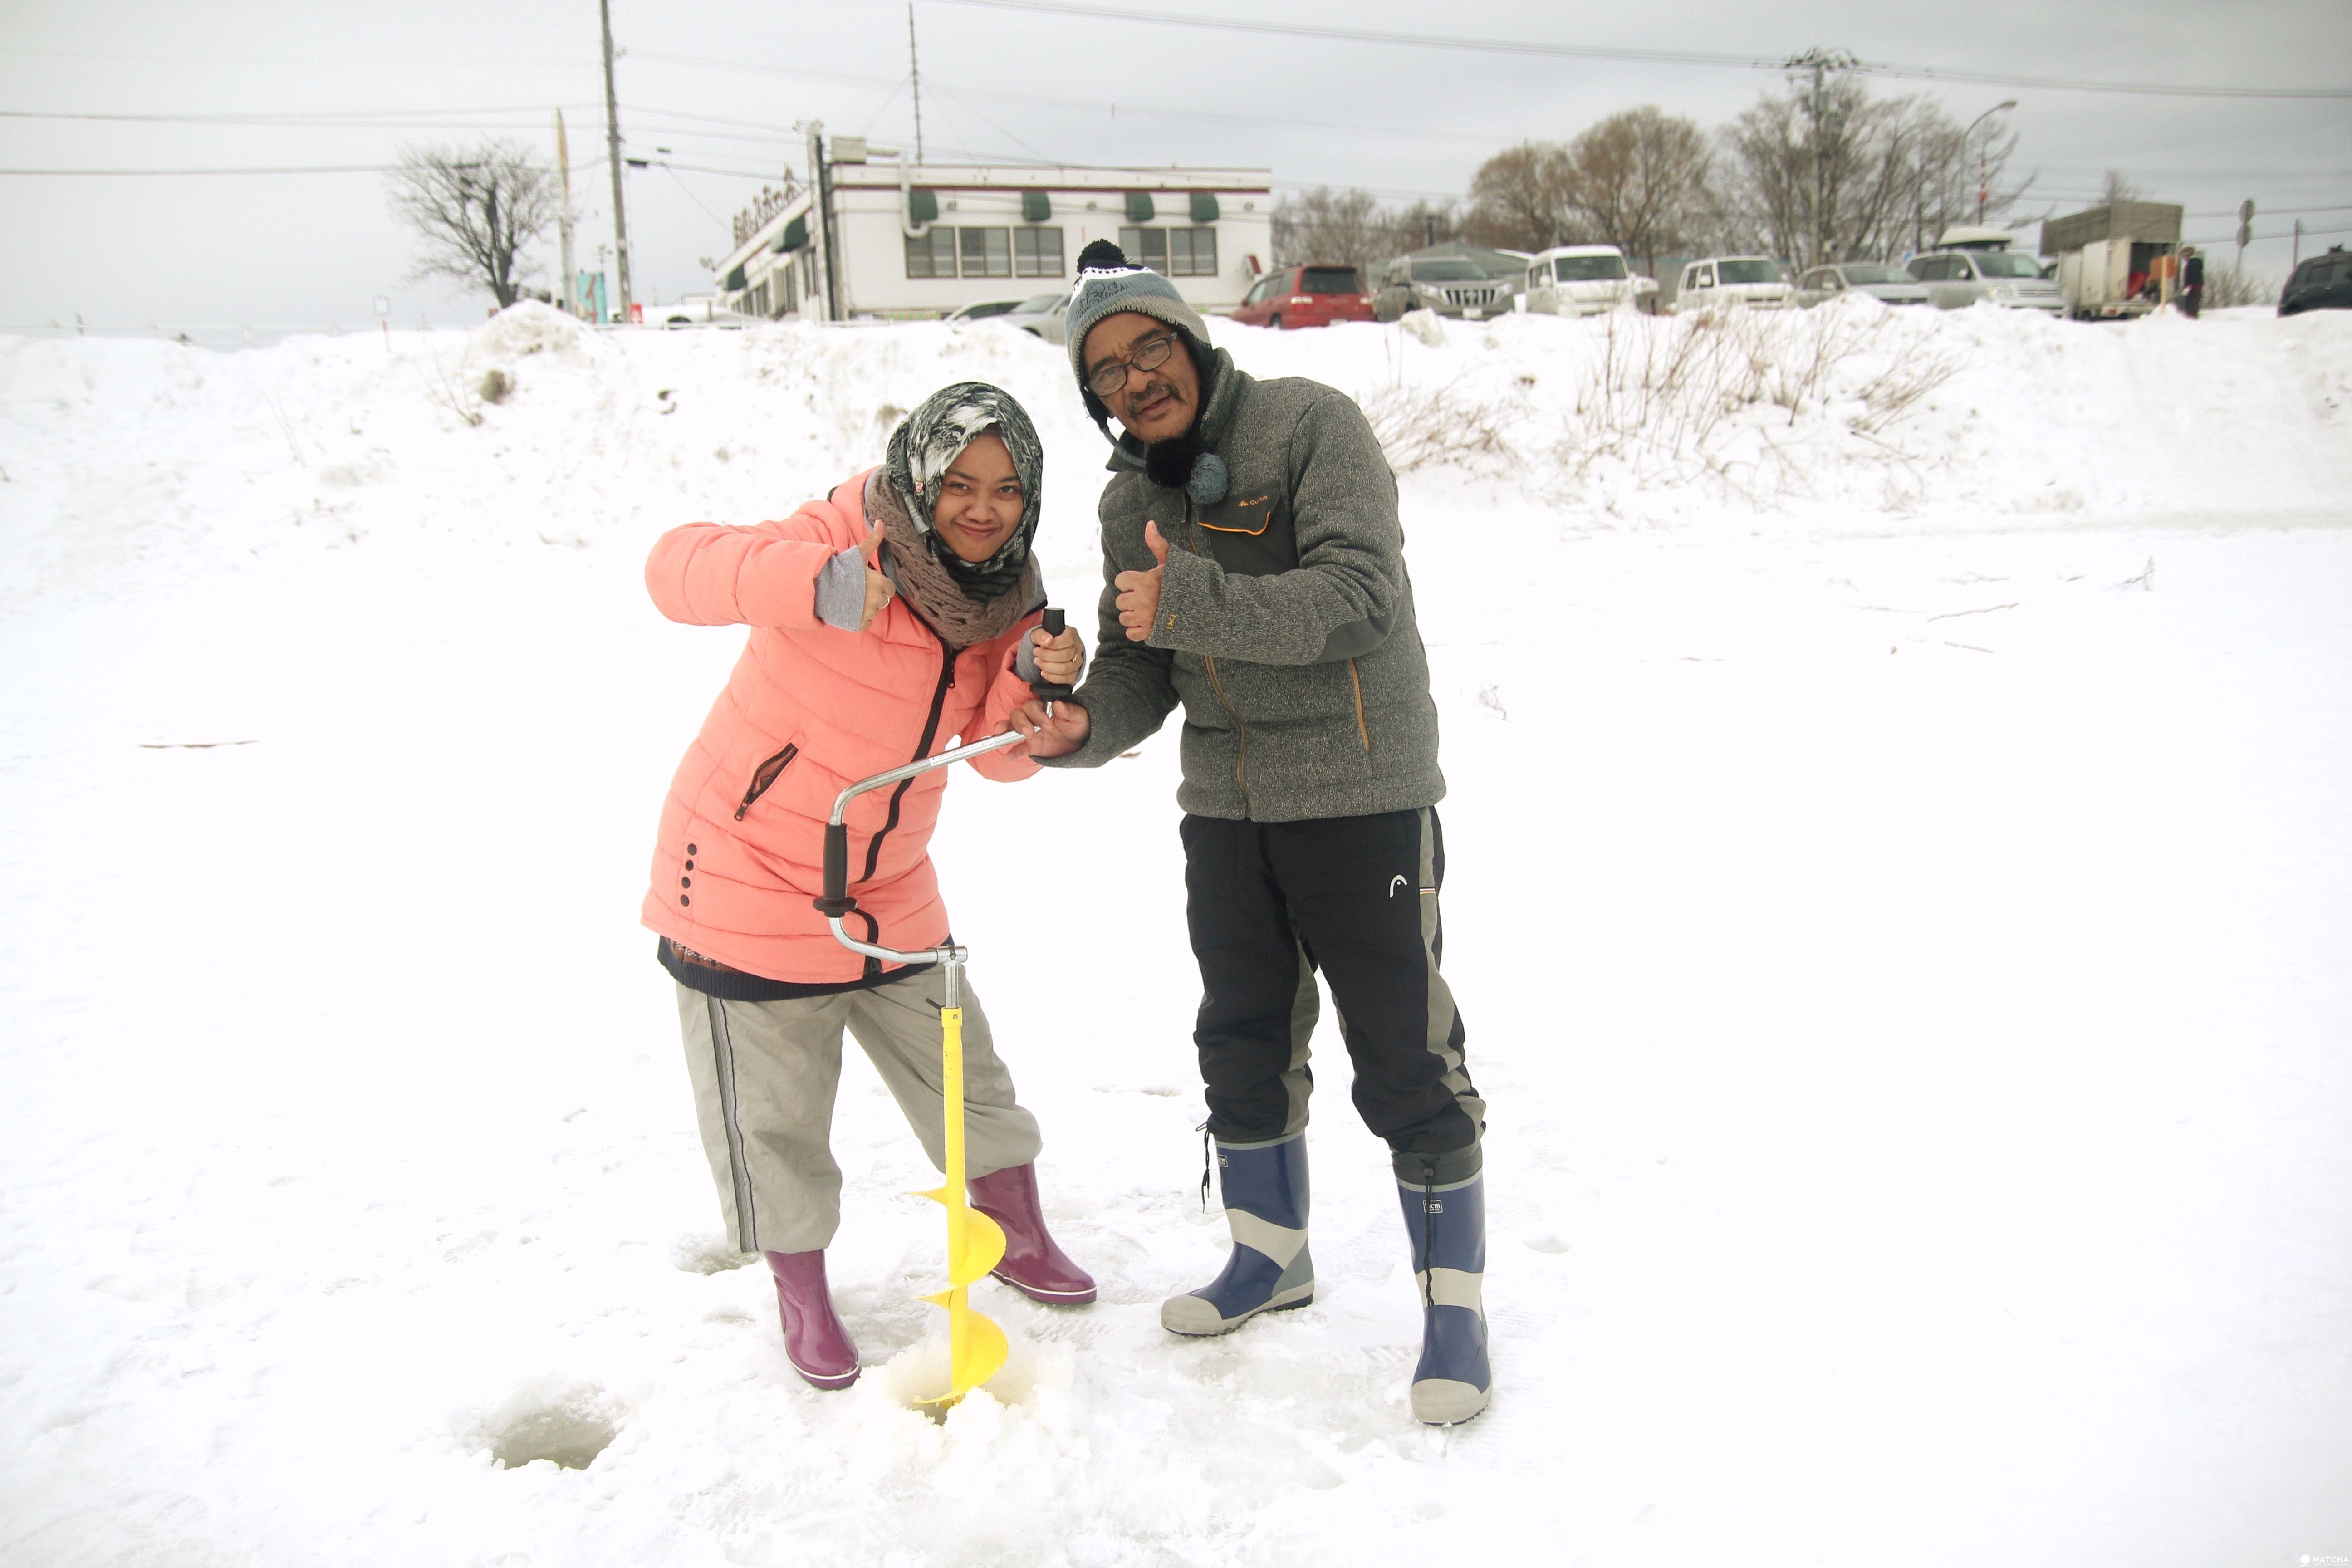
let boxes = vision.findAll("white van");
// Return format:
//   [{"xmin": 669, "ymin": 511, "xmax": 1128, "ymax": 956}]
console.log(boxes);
[
  {"xmin": 1523, "ymin": 245, "xmax": 1658, "ymax": 316},
  {"xmin": 1668, "ymin": 256, "xmax": 1794, "ymax": 313},
  {"xmin": 1524, "ymin": 245, "xmax": 1656, "ymax": 315}
]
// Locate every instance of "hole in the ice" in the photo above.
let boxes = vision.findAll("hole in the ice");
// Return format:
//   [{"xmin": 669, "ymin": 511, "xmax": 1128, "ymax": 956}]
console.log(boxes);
[
  {"xmin": 473, "ymin": 1378, "xmax": 623, "ymax": 1471},
  {"xmin": 874, "ymin": 1334, "xmax": 1039, "ymax": 1424}
]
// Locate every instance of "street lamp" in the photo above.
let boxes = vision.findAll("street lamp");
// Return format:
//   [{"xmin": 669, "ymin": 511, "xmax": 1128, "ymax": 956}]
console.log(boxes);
[{"xmin": 1966, "ymin": 100, "xmax": 2019, "ymax": 225}]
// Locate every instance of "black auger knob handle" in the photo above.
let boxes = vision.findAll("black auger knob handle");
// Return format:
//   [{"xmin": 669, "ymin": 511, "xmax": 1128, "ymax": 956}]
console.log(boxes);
[
  {"xmin": 1029, "ymin": 606, "xmax": 1075, "ymax": 704},
  {"xmin": 813, "ymin": 822, "xmax": 859, "ymax": 917}
]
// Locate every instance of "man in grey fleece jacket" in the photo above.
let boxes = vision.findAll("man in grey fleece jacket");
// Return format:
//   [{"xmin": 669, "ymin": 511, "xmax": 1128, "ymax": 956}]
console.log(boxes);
[{"xmin": 1010, "ymin": 242, "xmax": 1493, "ymax": 1426}]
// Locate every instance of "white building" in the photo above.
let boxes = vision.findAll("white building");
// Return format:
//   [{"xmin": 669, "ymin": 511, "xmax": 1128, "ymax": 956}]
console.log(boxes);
[{"xmin": 715, "ymin": 133, "xmax": 1272, "ymax": 323}]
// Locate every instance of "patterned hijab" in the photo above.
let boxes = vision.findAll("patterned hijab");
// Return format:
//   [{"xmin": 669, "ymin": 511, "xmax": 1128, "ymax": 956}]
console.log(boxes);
[{"xmin": 882, "ymin": 381, "xmax": 1044, "ymax": 600}]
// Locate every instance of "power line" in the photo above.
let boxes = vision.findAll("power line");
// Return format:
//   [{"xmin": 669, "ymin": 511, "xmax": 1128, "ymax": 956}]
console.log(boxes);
[
  {"xmin": 0, "ymin": 104, "xmax": 598, "ymax": 125},
  {"xmin": 927, "ymin": 1, "xmax": 1770, "ymax": 69},
  {"xmin": 0, "ymin": 44, "xmax": 598, "ymax": 69},
  {"xmin": 629, "ymin": 48, "xmax": 1533, "ymax": 145},
  {"xmin": 925, "ymin": 0, "xmax": 2352, "ymax": 101},
  {"xmin": 0, "ymin": 164, "xmax": 402, "ymax": 176},
  {"xmin": 0, "ymin": 100, "xmax": 809, "ymax": 150}
]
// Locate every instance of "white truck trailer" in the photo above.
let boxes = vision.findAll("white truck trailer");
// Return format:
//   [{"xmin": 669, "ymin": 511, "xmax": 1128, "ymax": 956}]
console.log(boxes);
[{"xmin": 2041, "ymin": 202, "xmax": 2185, "ymax": 320}]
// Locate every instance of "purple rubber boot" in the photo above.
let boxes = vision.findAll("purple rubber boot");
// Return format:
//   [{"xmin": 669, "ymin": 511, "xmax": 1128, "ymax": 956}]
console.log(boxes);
[
  {"xmin": 969, "ymin": 1163, "xmax": 1098, "ymax": 1305},
  {"xmin": 762, "ymin": 1250, "xmax": 860, "ymax": 1389}
]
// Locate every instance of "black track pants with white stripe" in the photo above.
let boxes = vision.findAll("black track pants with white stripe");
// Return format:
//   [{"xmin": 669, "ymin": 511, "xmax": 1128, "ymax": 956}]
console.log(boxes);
[{"xmin": 1180, "ymin": 807, "xmax": 1485, "ymax": 1173}]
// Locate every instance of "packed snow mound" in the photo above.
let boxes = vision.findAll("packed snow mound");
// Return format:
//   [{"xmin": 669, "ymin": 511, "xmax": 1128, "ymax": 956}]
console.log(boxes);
[
  {"xmin": 2, "ymin": 304, "xmax": 2347, "ymax": 606},
  {"xmin": 475, "ymin": 299, "xmax": 589, "ymax": 362}
]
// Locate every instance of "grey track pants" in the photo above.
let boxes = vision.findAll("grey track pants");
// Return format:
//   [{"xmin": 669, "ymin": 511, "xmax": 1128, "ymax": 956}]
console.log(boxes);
[{"xmin": 674, "ymin": 969, "xmax": 1043, "ymax": 1255}]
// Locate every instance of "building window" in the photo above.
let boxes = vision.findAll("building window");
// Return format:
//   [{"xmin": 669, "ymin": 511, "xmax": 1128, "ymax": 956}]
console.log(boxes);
[
  {"xmin": 1014, "ymin": 226, "xmax": 1064, "ymax": 277},
  {"xmin": 1169, "ymin": 226, "xmax": 1218, "ymax": 277},
  {"xmin": 960, "ymin": 226, "xmax": 1012, "ymax": 278},
  {"xmin": 905, "ymin": 227, "xmax": 956, "ymax": 278},
  {"xmin": 1120, "ymin": 226, "xmax": 1218, "ymax": 277}
]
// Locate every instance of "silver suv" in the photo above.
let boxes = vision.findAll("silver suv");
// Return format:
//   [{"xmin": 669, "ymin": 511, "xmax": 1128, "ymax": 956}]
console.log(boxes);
[
  {"xmin": 1373, "ymin": 257, "xmax": 1512, "ymax": 322},
  {"xmin": 1793, "ymin": 263, "xmax": 1931, "ymax": 308},
  {"xmin": 1906, "ymin": 248, "xmax": 2063, "ymax": 314}
]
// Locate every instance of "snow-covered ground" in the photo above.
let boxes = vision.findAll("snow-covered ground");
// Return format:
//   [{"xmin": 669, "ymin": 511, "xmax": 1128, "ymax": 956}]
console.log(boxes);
[{"xmin": 3, "ymin": 303, "xmax": 2349, "ymax": 1567}]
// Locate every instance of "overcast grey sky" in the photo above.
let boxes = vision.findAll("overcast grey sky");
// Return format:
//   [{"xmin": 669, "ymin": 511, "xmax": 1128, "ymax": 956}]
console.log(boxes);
[{"xmin": 2, "ymin": 0, "xmax": 2346, "ymax": 329}]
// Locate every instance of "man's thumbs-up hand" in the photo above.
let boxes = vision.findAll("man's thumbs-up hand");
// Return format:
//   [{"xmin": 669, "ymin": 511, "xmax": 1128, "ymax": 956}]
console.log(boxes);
[
  {"xmin": 855, "ymin": 515, "xmax": 896, "ymax": 631},
  {"xmin": 1113, "ymin": 519, "xmax": 1170, "ymax": 643}
]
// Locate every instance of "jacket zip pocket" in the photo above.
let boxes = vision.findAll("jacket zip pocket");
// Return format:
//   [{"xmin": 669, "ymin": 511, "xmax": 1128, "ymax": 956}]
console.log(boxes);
[
  {"xmin": 1347, "ymin": 659, "xmax": 1370, "ymax": 753},
  {"xmin": 1202, "ymin": 655, "xmax": 1252, "ymax": 818},
  {"xmin": 733, "ymin": 743, "xmax": 799, "ymax": 820}
]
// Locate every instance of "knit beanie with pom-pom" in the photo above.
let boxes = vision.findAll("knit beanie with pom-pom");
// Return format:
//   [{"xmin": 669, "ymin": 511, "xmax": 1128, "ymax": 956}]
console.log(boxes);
[{"xmin": 1062, "ymin": 239, "xmax": 1229, "ymax": 505}]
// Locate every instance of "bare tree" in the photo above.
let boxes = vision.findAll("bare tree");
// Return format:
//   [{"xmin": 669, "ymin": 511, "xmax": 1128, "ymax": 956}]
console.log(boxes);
[
  {"xmin": 1273, "ymin": 186, "xmax": 1383, "ymax": 273},
  {"xmin": 1465, "ymin": 142, "xmax": 1578, "ymax": 251},
  {"xmin": 1714, "ymin": 78, "xmax": 2030, "ymax": 265},
  {"xmin": 388, "ymin": 140, "xmax": 559, "ymax": 309},
  {"xmin": 2100, "ymin": 169, "xmax": 2146, "ymax": 205},
  {"xmin": 1562, "ymin": 107, "xmax": 1711, "ymax": 275},
  {"xmin": 1392, "ymin": 197, "xmax": 1461, "ymax": 253},
  {"xmin": 1271, "ymin": 186, "xmax": 1455, "ymax": 276}
]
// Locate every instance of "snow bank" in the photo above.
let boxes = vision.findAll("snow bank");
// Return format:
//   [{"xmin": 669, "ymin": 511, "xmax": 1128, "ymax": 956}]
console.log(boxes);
[
  {"xmin": 3, "ymin": 306, "xmax": 2350, "ymax": 1567},
  {"xmin": 4, "ymin": 301, "xmax": 2347, "ymax": 611}
]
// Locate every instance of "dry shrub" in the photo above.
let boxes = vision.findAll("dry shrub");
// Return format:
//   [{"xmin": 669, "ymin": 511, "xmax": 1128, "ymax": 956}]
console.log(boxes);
[
  {"xmin": 1554, "ymin": 302, "xmax": 1958, "ymax": 495},
  {"xmin": 1359, "ymin": 380, "xmax": 1517, "ymax": 473},
  {"xmin": 422, "ymin": 342, "xmax": 485, "ymax": 428},
  {"xmin": 2202, "ymin": 263, "xmax": 2278, "ymax": 310}
]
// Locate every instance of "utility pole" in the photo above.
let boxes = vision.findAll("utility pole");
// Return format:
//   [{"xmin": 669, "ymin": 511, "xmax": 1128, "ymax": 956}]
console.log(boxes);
[
  {"xmin": 2237, "ymin": 199, "xmax": 2255, "ymax": 274},
  {"xmin": 1784, "ymin": 48, "xmax": 1854, "ymax": 269},
  {"xmin": 908, "ymin": 4, "xmax": 925, "ymax": 165},
  {"xmin": 1811, "ymin": 57, "xmax": 1828, "ymax": 268},
  {"xmin": 1964, "ymin": 101, "xmax": 2018, "ymax": 228},
  {"xmin": 807, "ymin": 121, "xmax": 840, "ymax": 323},
  {"xmin": 599, "ymin": 0, "xmax": 632, "ymax": 322},
  {"xmin": 554, "ymin": 110, "xmax": 577, "ymax": 317}
]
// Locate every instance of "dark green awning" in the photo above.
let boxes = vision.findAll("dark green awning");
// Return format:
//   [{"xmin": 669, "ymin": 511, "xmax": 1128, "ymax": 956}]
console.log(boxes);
[
  {"xmin": 723, "ymin": 264, "xmax": 746, "ymax": 292},
  {"xmin": 775, "ymin": 215, "xmax": 808, "ymax": 252},
  {"xmin": 909, "ymin": 189, "xmax": 940, "ymax": 224},
  {"xmin": 1023, "ymin": 190, "xmax": 1052, "ymax": 223},
  {"xmin": 1125, "ymin": 191, "xmax": 1155, "ymax": 222},
  {"xmin": 1189, "ymin": 192, "xmax": 1220, "ymax": 224}
]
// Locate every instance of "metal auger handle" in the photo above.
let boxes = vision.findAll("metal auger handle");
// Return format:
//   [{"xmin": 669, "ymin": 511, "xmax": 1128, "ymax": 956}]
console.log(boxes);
[{"xmin": 813, "ymin": 729, "xmax": 1031, "ymax": 989}]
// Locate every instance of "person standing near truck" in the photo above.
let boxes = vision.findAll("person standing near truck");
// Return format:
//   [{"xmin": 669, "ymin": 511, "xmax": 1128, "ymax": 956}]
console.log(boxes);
[
  {"xmin": 2180, "ymin": 245, "xmax": 2206, "ymax": 318},
  {"xmin": 1008, "ymin": 242, "xmax": 1494, "ymax": 1426}
]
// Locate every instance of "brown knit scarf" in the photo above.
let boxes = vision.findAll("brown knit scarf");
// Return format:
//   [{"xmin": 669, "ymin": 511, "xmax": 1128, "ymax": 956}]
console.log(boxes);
[{"xmin": 863, "ymin": 470, "xmax": 1040, "ymax": 650}]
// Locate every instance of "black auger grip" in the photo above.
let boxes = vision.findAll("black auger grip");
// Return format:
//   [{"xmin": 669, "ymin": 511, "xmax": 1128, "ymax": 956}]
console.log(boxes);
[
  {"xmin": 1029, "ymin": 606, "xmax": 1075, "ymax": 704},
  {"xmin": 813, "ymin": 821, "xmax": 858, "ymax": 916}
]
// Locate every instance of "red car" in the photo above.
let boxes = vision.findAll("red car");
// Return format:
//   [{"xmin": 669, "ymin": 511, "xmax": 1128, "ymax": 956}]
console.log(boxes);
[{"xmin": 1230, "ymin": 264, "xmax": 1375, "ymax": 329}]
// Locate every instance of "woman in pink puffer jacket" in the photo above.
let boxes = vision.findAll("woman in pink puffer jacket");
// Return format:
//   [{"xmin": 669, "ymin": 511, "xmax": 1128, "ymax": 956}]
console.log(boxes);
[{"xmin": 642, "ymin": 383, "xmax": 1093, "ymax": 1391}]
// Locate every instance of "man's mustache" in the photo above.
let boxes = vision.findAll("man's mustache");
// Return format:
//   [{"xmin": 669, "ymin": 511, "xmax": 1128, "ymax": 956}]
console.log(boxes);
[{"xmin": 1124, "ymin": 377, "xmax": 1183, "ymax": 417}]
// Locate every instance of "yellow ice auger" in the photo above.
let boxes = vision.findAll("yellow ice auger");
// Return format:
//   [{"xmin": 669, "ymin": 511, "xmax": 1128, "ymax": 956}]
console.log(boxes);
[{"xmin": 814, "ymin": 611, "xmax": 1073, "ymax": 1409}]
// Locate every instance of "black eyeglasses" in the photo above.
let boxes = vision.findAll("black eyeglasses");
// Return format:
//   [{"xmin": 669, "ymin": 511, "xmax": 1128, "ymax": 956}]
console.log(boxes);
[{"xmin": 1085, "ymin": 330, "xmax": 1180, "ymax": 397}]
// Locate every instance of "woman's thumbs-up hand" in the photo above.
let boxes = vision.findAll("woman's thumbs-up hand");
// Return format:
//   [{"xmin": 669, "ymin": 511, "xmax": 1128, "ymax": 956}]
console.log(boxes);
[{"xmin": 856, "ymin": 515, "xmax": 896, "ymax": 632}]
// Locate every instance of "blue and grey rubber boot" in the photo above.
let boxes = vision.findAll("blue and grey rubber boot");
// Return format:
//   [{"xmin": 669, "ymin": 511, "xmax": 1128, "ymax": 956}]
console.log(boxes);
[
  {"xmin": 1399, "ymin": 1165, "xmax": 1490, "ymax": 1424},
  {"xmin": 1162, "ymin": 1134, "xmax": 1315, "ymax": 1334}
]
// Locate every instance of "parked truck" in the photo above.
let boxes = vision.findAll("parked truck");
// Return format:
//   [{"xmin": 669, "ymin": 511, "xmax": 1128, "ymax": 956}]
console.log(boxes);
[{"xmin": 2041, "ymin": 201, "xmax": 2185, "ymax": 320}]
